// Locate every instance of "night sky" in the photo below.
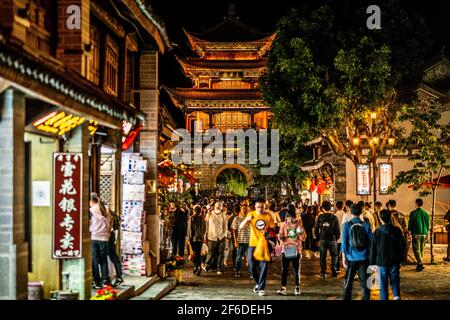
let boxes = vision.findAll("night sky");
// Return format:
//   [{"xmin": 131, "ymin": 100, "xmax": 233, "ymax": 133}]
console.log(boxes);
[{"xmin": 151, "ymin": 0, "xmax": 450, "ymax": 125}]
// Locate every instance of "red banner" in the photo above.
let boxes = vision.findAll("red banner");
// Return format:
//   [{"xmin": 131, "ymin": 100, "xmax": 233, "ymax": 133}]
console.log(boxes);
[{"xmin": 52, "ymin": 153, "xmax": 83, "ymax": 259}]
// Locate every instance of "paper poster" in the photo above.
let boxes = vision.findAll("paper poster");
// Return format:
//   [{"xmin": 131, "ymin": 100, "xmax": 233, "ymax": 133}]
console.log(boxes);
[{"xmin": 33, "ymin": 181, "xmax": 51, "ymax": 207}]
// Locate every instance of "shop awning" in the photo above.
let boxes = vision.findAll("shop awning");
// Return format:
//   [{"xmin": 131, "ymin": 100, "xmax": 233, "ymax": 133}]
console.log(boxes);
[{"xmin": 408, "ymin": 175, "xmax": 450, "ymax": 189}]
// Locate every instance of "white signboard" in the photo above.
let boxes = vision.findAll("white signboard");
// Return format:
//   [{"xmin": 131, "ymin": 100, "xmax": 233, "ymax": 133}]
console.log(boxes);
[
  {"xmin": 356, "ymin": 164, "xmax": 371, "ymax": 195},
  {"xmin": 32, "ymin": 181, "xmax": 51, "ymax": 207},
  {"xmin": 379, "ymin": 163, "xmax": 393, "ymax": 195}
]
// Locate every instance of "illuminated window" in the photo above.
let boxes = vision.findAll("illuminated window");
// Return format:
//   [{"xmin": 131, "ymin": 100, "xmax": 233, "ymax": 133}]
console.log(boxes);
[
  {"xmin": 104, "ymin": 36, "xmax": 120, "ymax": 96},
  {"xmin": 212, "ymin": 80, "xmax": 251, "ymax": 89},
  {"xmin": 214, "ymin": 112, "xmax": 250, "ymax": 131}
]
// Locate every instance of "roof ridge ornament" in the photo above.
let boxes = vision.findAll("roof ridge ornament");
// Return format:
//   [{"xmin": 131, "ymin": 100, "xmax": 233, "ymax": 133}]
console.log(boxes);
[{"xmin": 228, "ymin": 1, "xmax": 236, "ymax": 18}]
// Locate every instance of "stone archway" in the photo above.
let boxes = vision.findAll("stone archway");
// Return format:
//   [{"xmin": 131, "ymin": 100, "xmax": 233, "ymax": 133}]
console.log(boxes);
[{"xmin": 213, "ymin": 164, "xmax": 252, "ymax": 189}]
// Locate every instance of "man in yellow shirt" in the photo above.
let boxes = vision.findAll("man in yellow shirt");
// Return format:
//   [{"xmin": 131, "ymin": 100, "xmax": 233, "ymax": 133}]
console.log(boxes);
[{"xmin": 240, "ymin": 198, "xmax": 275, "ymax": 296}]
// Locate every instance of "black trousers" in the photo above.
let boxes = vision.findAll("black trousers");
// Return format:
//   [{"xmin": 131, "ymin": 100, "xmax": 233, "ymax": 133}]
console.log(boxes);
[
  {"xmin": 92, "ymin": 240, "xmax": 109, "ymax": 284},
  {"xmin": 281, "ymin": 254, "xmax": 301, "ymax": 287},
  {"xmin": 206, "ymin": 238, "xmax": 226, "ymax": 272},
  {"xmin": 172, "ymin": 232, "xmax": 186, "ymax": 257},
  {"xmin": 343, "ymin": 260, "xmax": 370, "ymax": 300},
  {"xmin": 191, "ymin": 241, "xmax": 203, "ymax": 269},
  {"xmin": 319, "ymin": 240, "xmax": 338, "ymax": 275},
  {"xmin": 108, "ymin": 232, "xmax": 122, "ymax": 278}
]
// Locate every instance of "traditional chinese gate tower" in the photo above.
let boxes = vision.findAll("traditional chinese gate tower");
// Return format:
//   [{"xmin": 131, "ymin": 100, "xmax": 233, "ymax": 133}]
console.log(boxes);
[{"xmin": 164, "ymin": 6, "xmax": 275, "ymax": 191}]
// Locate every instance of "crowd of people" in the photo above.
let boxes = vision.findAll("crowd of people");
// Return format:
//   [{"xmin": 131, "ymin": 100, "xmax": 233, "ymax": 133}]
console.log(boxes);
[{"xmin": 165, "ymin": 196, "xmax": 438, "ymax": 300}]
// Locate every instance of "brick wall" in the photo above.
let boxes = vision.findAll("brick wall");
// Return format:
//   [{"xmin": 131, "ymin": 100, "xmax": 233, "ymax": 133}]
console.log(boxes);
[{"xmin": 56, "ymin": 0, "xmax": 90, "ymax": 75}]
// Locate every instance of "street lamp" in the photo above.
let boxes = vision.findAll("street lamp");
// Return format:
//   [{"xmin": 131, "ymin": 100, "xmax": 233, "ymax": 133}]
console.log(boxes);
[
  {"xmin": 388, "ymin": 137, "xmax": 395, "ymax": 146},
  {"xmin": 352, "ymin": 137, "xmax": 360, "ymax": 146},
  {"xmin": 370, "ymin": 111, "xmax": 377, "ymax": 120}
]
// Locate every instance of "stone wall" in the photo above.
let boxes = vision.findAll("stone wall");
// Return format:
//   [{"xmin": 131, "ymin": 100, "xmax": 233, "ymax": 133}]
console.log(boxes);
[{"xmin": 0, "ymin": 88, "xmax": 28, "ymax": 299}]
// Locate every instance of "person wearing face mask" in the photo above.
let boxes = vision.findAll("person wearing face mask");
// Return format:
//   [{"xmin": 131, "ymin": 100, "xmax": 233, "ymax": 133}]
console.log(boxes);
[
  {"xmin": 277, "ymin": 204, "xmax": 305, "ymax": 296},
  {"xmin": 205, "ymin": 201, "xmax": 228, "ymax": 275}
]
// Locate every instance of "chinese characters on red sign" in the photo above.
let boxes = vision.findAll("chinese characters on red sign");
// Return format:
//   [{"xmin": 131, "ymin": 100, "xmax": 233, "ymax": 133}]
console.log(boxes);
[{"xmin": 53, "ymin": 153, "xmax": 82, "ymax": 259}]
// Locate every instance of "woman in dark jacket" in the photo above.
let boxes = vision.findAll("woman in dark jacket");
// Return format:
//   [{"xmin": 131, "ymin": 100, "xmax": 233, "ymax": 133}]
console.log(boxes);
[
  {"xmin": 301, "ymin": 206, "xmax": 316, "ymax": 259},
  {"xmin": 190, "ymin": 205, "xmax": 206, "ymax": 276}
]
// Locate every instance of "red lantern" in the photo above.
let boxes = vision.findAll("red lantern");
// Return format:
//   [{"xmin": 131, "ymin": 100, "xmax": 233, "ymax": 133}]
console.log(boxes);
[{"xmin": 317, "ymin": 177, "xmax": 326, "ymax": 194}]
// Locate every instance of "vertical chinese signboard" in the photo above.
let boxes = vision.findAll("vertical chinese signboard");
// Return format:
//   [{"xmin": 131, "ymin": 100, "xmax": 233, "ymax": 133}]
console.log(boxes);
[
  {"xmin": 53, "ymin": 153, "xmax": 82, "ymax": 259},
  {"xmin": 379, "ymin": 163, "xmax": 393, "ymax": 195},
  {"xmin": 356, "ymin": 164, "xmax": 371, "ymax": 195}
]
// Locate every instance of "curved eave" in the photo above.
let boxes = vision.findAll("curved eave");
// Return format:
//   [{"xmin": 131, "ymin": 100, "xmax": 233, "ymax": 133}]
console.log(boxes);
[
  {"xmin": 183, "ymin": 29, "xmax": 276, "ymax": 57},
  {"xmin": 300, "ymin": 160, "xmax": 325, "ymax": 172},
  {"xmin": 174, "ymin": 55, "xmax": 266, "ymax": 77},
  {"xmin": 162, "ymin": 86, "xmax": 268, "ymax": 111},
  {"xmin": 124, "ymin": 0, "xmax": 173, "ymax": 53}
]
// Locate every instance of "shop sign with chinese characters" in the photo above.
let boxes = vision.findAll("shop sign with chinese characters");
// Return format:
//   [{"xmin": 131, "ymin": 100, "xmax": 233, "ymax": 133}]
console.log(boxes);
[
  {"xmin": 52, "ymin": 153, "xmax": 83, "ymax": 259},
  {"xmin": 356, "ymin": 164, "xmax": 371, "ymax": 195}
]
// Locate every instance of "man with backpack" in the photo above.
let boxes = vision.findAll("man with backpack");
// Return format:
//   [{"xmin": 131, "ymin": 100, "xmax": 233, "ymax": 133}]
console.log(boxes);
[
  {"xmin": 341, "ymin": 203, "xmax": 373, "ymax": 300},
  {"xmin": 314, "ymin": 201, "xmax": 340, "ymax": 279},
  {"xmin": 370, "ymin": 209, "xmax": 405, "ymax": 300}
]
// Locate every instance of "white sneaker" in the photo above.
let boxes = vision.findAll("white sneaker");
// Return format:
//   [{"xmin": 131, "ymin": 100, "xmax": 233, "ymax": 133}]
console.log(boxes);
[
  {"xmin": 253, "ymin": 285, "xmax": 259, "ymax": 293},
  {"xmin": 394, "ymin": 296, "xmax": 401, "ymax": 301},
  {"xmin": 276, "ymin": 287, "xmax": 287, "ymax": 296},
  {"xmin": 294, "ymin": 286, "xmax": 302, "ymax": 296},
  {"xmin": 258, "ymin": 290, "xmax": 265, "ymax": 296},
  {"xmin": 217, "ymin": 271, "xmax": 223, "ymax": 275}
]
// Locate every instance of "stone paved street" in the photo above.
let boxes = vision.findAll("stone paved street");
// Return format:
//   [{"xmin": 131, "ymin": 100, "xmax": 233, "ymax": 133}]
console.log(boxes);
[{"xmin": 163, "ymin": 245, "xmax": 450, "ymax": 300}]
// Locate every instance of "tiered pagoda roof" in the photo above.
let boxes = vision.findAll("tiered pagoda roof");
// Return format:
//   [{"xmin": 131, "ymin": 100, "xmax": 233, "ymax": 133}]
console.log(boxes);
[
  {"xmin": 163, "ymin": 86, "xmax": 269, "ymax": 112},
  {"xmin": 183, "ymin": 17, "xmax": 276, "ymax": 58},
  {"xmin": 175, "ymin": 56, "xmax": 267, "ymax": 79},
  {"xmin": 165, "ymin": 11, "xmax": 274, "ymax": 117}
]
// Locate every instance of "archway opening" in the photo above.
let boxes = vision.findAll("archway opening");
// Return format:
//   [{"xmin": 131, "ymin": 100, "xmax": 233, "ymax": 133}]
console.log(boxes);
[{"xmin": 215, "ymin": 168, "xmax": 248, "ymax": 197}]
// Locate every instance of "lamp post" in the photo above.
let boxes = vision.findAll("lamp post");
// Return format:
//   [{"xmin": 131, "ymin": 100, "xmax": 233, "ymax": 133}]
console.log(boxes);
[{"xmin": 351, "ymin": 110, "xmax": 396, "ymax": 204}]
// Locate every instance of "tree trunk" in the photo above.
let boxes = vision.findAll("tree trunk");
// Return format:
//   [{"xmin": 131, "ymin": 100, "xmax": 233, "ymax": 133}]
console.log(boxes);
[
  {"xmin": 291, "ymin": 178, "xmax": 299, "ymax": 196},
  {"xmin": 430, "ymin": 187, "xmax": 436, "ymax": 264}
]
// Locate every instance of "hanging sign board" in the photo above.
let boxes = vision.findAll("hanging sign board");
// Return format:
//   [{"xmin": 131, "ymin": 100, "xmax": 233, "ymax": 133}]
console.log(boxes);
[
  {"xmin": 52, "ymin": 153, "xmax": 83, "ymax": 259},
  {"xmin": 356, "ymin": 164, "xmax": 371, "ymax": 195},
  {"xmin": 379, "ymin": 163, "xmax": 393, "ymax": 195}
]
